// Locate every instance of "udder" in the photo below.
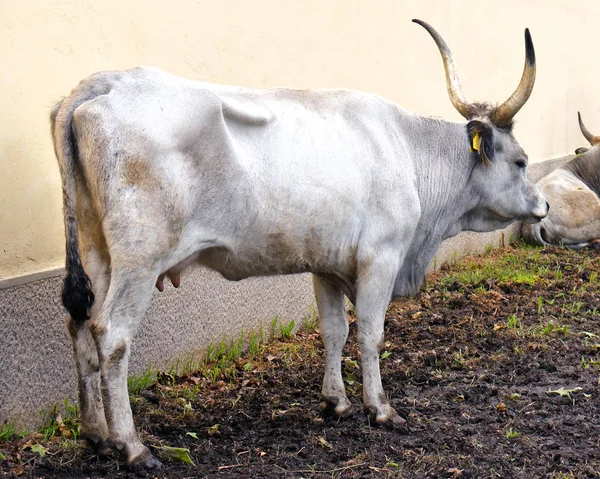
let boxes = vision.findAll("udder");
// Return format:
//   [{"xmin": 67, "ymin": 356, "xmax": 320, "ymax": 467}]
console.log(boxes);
[{"xmin": 155, "ymin": 270, "xmax": 181, "ymax": 291}]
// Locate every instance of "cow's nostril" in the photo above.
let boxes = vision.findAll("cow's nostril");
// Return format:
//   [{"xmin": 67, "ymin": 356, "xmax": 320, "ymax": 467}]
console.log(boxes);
[{"xmin": 545, "ymin": 201, "xmax": 550, "ymax": 212}]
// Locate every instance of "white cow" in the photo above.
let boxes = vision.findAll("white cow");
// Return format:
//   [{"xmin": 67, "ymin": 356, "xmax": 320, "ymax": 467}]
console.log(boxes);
[
  {"xmin": 523, "ymin": 113, "xmax": 600, "ymax": 248},
  {"xmin": 51, "ymin": 20, "xmax": 547, "ymax": 468}
]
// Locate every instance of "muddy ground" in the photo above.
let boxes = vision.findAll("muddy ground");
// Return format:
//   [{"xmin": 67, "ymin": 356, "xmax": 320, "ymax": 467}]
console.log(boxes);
[{"xmin": 1, "ymin": 242, "xmax": 600, "ymax": 478}]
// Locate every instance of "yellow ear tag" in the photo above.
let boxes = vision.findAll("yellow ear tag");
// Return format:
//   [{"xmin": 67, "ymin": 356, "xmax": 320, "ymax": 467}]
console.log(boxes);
[{"xmin": 471, "ymin": 132, "xmax": 481, "ymax": 152}]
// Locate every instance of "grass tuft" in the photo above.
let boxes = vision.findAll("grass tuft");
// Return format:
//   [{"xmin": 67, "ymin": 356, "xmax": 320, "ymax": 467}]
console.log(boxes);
[{"xmin": 128, "ymin": 367, "xmax": 157, "ymax": 396}]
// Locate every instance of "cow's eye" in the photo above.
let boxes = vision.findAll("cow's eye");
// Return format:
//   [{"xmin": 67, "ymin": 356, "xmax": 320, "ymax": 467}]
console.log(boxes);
[{"xmin": 515, "ymin": 160, "xmax": 526, "ymax": 169}]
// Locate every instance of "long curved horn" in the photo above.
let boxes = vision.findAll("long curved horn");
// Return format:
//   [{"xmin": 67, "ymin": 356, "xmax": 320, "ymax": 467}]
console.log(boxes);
[
  {"xmin": 491, "ymin": 29, "xmax": 536, "ymax": 126},
  {"xmin": 413, "ymin": 19, "xmax": 471, "ymax": 119},
  {"xmin": 578, "ymin": 112, "xmax": 600, "ymax": 145}
]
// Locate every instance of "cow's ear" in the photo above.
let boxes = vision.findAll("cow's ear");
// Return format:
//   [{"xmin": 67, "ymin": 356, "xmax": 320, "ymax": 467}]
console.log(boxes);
[
  {"xmin": 467, "ymin": 120, "xmax": 494, "ymax": 165},
  {"xmin": 575, "ymin": 147, "xmax": 589, "ymax": 156}
]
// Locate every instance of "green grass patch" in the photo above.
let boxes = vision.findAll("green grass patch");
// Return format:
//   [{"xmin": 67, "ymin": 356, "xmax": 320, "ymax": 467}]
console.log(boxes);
[
  {"xmin": 0, "ymin": 422, "xmax": 28, "ymax": 443},
  {"xmin": 280, "ymin": 319, "xmax": 295, "ymax": 339},
  {"xmin": 39, "ymin": 398, "xmax": 80, "ymax": 441},
  {"xmin": 128, "ymin": 367, "xmax": 157, "ymax": 396},
  {"xmin": 537, "ymin": 320, "xmax": 570, "ymax": 336},
  {"xmin": 507, "ymin": 313, "xmax": 522, "ymax": 329},
  {"xmin": 440, "ymin": 250, "xmax": 551, "ymax": 288}
]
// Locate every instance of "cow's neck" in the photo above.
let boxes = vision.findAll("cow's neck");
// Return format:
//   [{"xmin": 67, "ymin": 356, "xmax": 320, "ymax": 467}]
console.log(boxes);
[{"xmin": 393, "ymin": 116, "xmax": 479, "ymax": 297}]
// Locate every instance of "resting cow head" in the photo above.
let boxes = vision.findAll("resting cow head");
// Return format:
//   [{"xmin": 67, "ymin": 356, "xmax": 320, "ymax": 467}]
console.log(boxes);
[
  {"xmin": 522, "ymin": 113, "xmax": 600, "ymax": 248},
  {"xmin": 414, "ymin": 20, "xmax": 548, "ymax": 230}
]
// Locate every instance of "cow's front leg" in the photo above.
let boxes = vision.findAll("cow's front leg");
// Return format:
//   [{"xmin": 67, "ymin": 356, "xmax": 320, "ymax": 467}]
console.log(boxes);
[
  {"xmin": 355, "ymin": 256, "xmax": 404, "ymax": 426},
  {"xmin": 313, "ymin": 275, "xmax": 352, "ymax": 417},
  {"xmin": 91, "ymin": 269, "xmax": 161, "ymax": 469}
]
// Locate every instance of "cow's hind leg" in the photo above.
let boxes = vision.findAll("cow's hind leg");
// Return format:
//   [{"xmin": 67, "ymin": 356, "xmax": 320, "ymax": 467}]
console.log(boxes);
[
  {"xmin": 68, "ymin": 245, "xmax": 111, "ymax": 455},
  {"xmin": 313, "ymin": 275, "xmax": 352, "ymax": 417},
  {"xmin": 90, "ymin": 267, "xmax": 160, "ymax": 468}
]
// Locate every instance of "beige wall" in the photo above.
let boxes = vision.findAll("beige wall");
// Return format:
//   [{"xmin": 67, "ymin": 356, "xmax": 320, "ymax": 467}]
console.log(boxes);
[{"xmin": 2, "ymin": 0, "xmax": 600, "ymax": 279}]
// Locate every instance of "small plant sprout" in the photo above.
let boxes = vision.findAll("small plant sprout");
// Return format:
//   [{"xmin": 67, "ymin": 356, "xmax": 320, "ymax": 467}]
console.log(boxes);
[
  {"xmin": 271, "ymin": 316, "xmax": 279, "ymax": 337},
  {"xmin": 564, "ymin": 301, "xmax": 583, "ymax": 315},
  {"xmin": 580, "ymin": 331, "xmax": 597, "ymax": 341},
  {"xmin": 229, "ymin": 394, "xmax": 242, "ymax": 408},
  {"xmin": 505, "ymin": 427, "xmax": 520, "ymax": 440},
  {"xmin": 280, "ymin": 319, "xmax": 295, "ymax": 339},
  {"xmin": 304, "ymin": 305, "xmax": 319, "ymax": 332},
  {"xmin": 249, "ymin": 330, "xmax": 261, "ymax": 357},
  {"xmin": 507, "ymin": 314, "xmax": 522, "ymax": 329},
  {"xmin": 554, "ymin": 324, "xmax": 570, "ymax": 335},
  {"xmin": 454, "ymin": 349, "xmax": 465, "ymax": 368}
]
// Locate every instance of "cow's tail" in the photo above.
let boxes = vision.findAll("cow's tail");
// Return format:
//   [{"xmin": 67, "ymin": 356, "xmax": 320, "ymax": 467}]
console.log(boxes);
[{"xmin": 51, "ymin": 95, "xmax": 95, "ymax": 322}]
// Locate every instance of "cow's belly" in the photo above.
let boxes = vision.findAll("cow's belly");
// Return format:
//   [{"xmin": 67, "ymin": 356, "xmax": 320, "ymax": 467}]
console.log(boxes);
[
  {"xmin": 197, "ymin": 231, "xmax": 358, "ymax": 281},
  {"xmin": 199, "ymin": 246, "xmax": 311, "ymax": 280}
]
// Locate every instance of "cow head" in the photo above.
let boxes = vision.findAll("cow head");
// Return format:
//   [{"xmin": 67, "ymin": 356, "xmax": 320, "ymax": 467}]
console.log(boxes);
[
  {"xmin": 414, "ymin": 20, "xmax": 548, "ymax": 231},
  {"xmin": 522, "ymin": 114, "xmax": 600, "ymax": 248}
]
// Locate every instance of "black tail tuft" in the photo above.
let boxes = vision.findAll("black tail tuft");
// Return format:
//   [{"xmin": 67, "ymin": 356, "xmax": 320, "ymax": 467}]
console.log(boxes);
[{"xmin": 62, "ymin": 263, "xmax": 95, "ymax": 322}]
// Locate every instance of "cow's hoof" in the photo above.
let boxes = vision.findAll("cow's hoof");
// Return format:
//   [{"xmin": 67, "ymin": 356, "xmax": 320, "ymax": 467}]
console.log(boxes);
[
  {"xmin": 82, "ymin": 432, "xmax": 112, "ymax": 456},
  {"xmin": 128, "ymin": 448, "xmax": 162, "ymax": 470},
  {"xmin": 366, "ymin": 404, "xmax": 407, "ymax": 428},
  {"xmin": 320, "ymin": 396, "xmax": 353, "ymax": 418}
]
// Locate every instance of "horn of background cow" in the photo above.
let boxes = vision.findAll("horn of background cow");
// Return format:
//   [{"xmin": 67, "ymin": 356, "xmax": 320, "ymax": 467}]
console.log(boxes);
[
  {"xmin": 412, "ymin": 19, "xmax": 472, "ymax": 120},
  {"xmin": 491, "ymin": 29, "xmax": 536, "ymax": 127},
  {"xmin": 578, "ymin": 112, "xmax": 600, "ymax": 145}
]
